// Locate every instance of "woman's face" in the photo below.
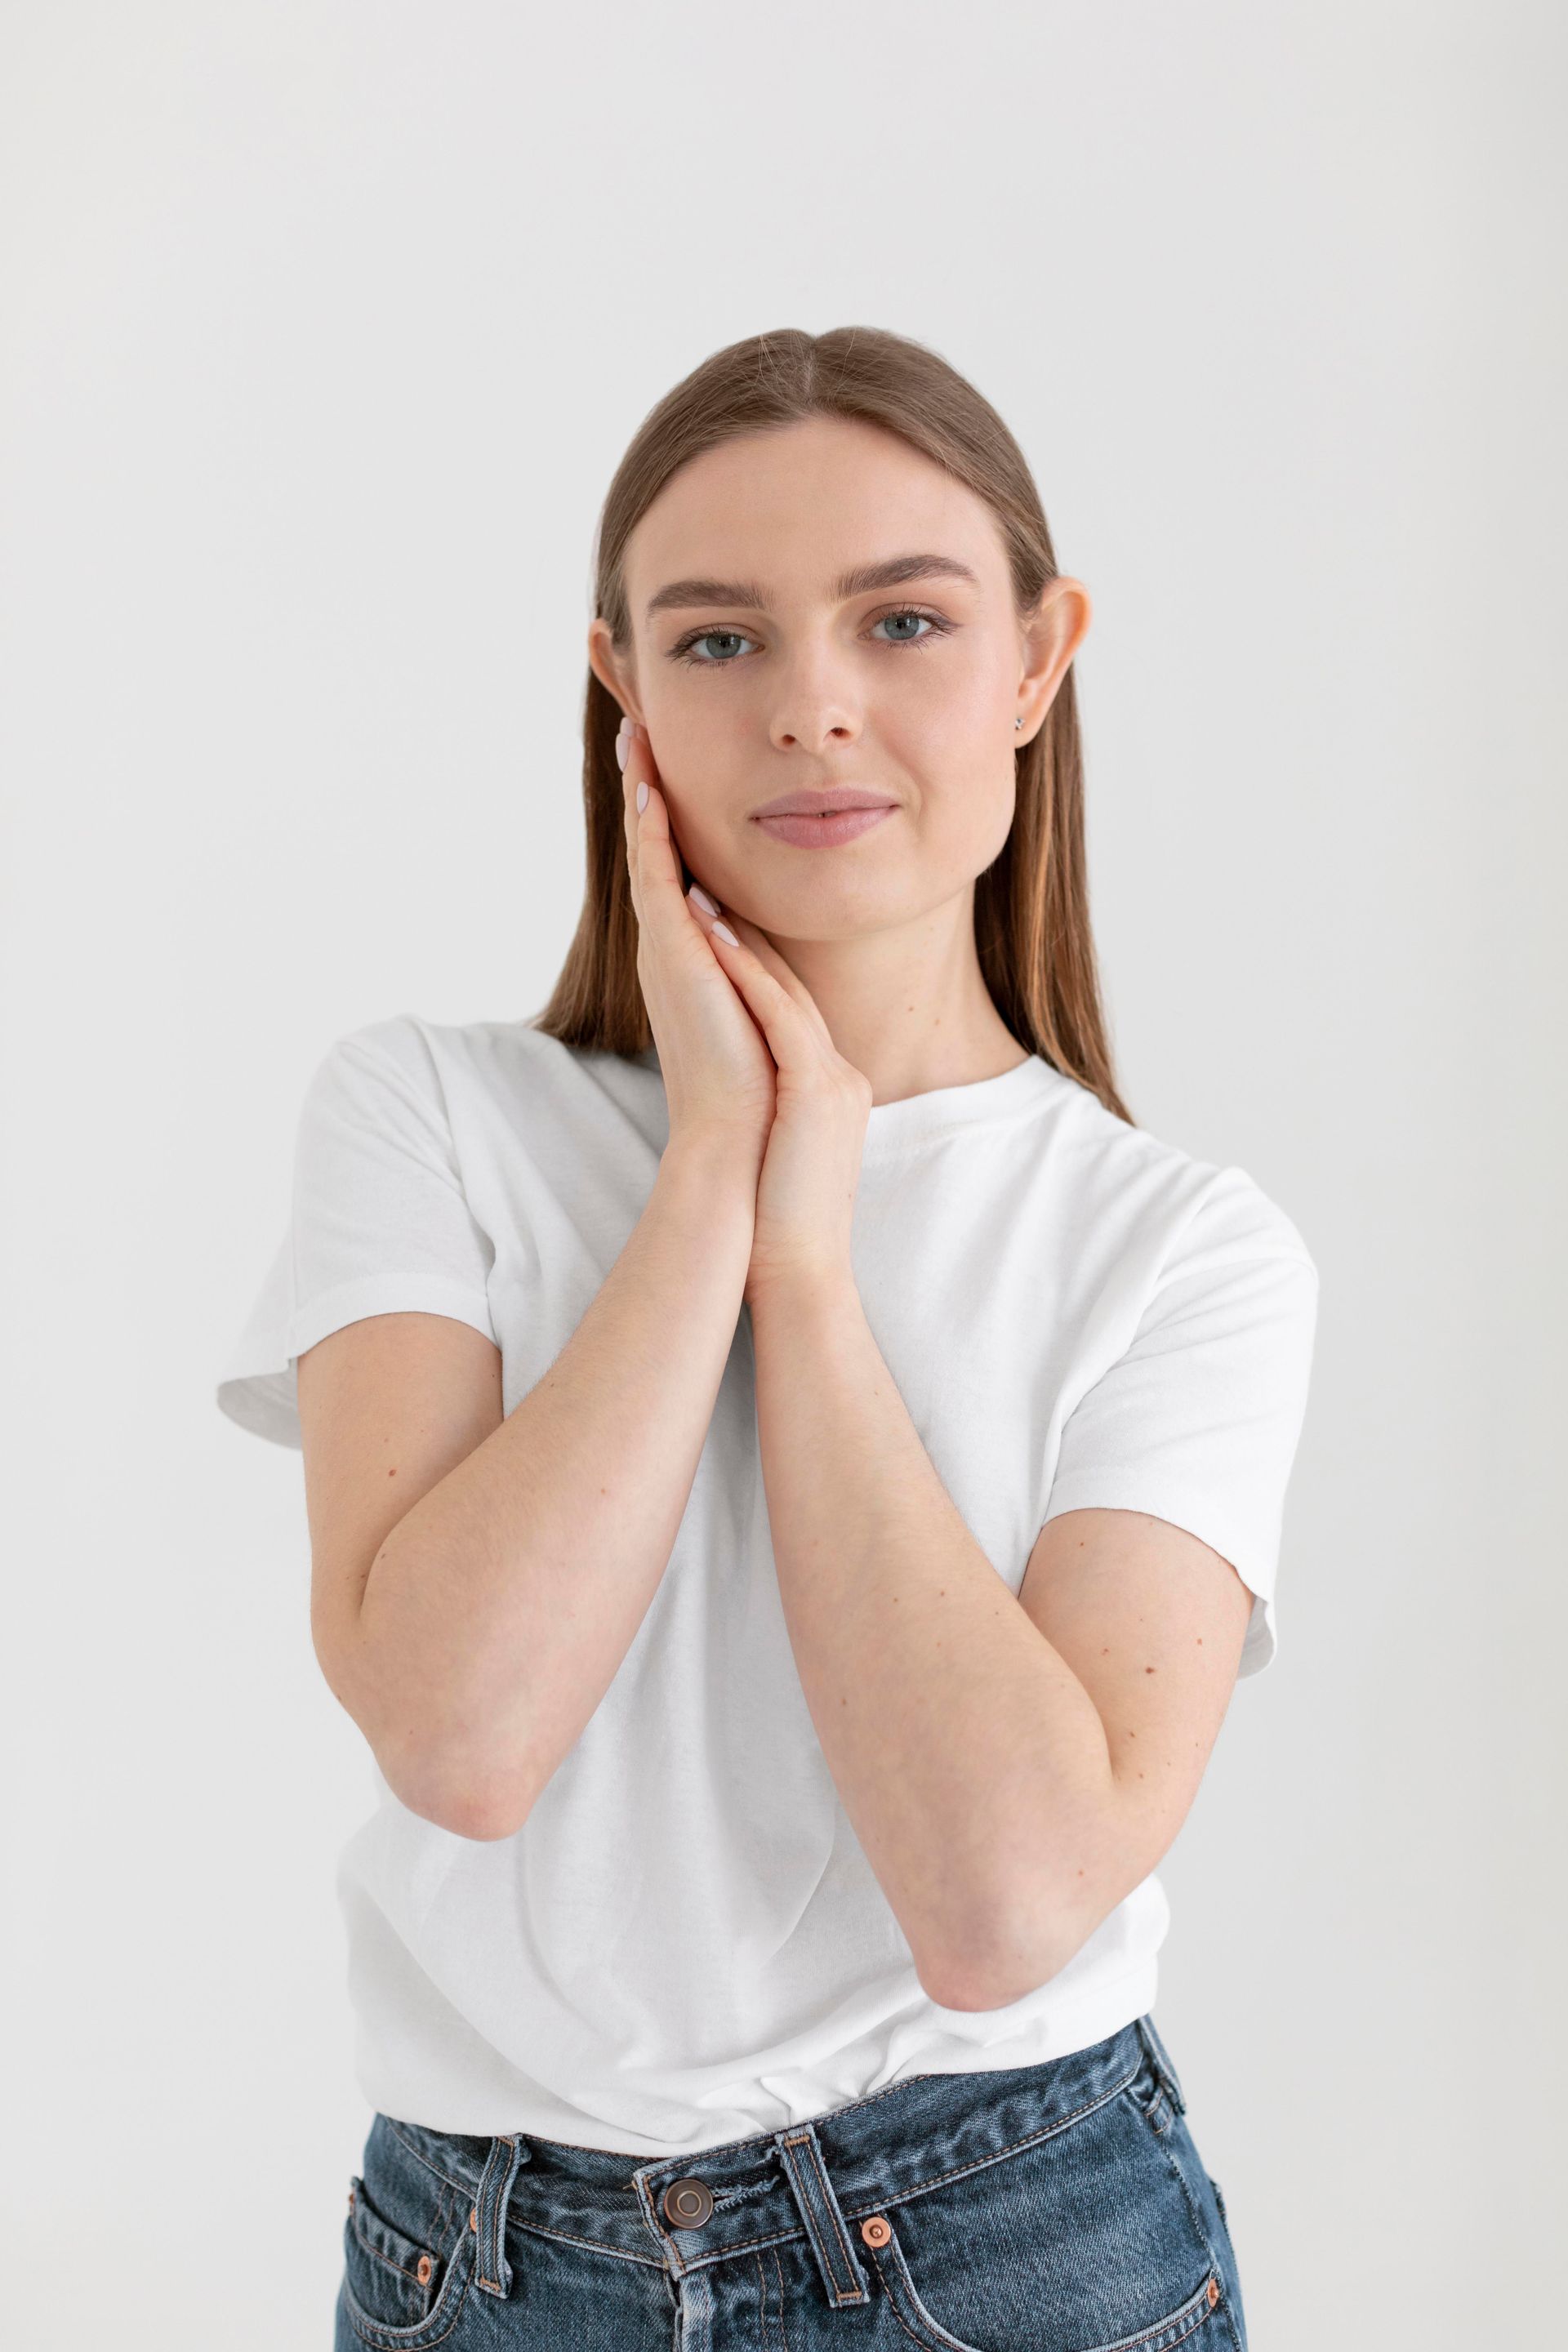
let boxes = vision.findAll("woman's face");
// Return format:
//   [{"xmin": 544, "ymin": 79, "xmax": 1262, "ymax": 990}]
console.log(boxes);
[{"xmin": 594, "ymin": 413, "xmax": 1089, "ymax": 941}]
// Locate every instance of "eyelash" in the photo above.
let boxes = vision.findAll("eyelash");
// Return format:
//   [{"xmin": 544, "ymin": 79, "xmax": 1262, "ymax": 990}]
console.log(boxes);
[{"xmin": 666, "ymin": 607, "xmax": 956, "ymax": 669}]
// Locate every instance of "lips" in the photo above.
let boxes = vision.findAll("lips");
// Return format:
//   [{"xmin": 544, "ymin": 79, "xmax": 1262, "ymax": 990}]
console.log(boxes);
[
  {"xmin": 752, "ymin": 805, "xmax": 898, "ymax": 849},
  {"xmin": 751, "ymin": 788, "xmax": 900, "ymax": 818}
]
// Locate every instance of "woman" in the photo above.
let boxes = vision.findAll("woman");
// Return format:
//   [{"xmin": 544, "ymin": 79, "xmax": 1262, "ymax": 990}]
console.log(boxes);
[{"xmin": 217, "ymin": 326, "xmax": 1318, "ymax": 2351}]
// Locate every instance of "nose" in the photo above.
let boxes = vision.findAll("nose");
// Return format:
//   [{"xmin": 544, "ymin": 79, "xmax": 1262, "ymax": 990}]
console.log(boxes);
[
  {"xmin": 767, "ymin": 660, "xmax": 862, "ymax": 756},
  {"xmin": 772, "ymin": 712, "xmax": 859, "ymax": 755}
]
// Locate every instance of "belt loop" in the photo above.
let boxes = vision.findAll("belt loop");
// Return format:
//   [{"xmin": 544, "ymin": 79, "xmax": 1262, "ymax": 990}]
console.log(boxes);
[
  {"xmin": 1136, "ymin": 2014, "xmax": 1187, "ymax": 2116},
  {"xmin": 472, "ymin": 2132, "xmax": 529, "ymax": 2300},
  {"xmin": 773, "ymin": 2123, "xmax": 870, "ymax": 2308}
]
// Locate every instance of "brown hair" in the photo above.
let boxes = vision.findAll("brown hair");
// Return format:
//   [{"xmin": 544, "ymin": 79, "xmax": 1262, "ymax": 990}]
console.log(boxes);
[{"xmin": 532, "ymin": 324, "xmax": 1133, "ymax": 1126}]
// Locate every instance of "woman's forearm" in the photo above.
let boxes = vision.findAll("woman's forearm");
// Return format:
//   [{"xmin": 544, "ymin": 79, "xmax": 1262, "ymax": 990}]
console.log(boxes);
[
  {"xmin": 749, "ymin": 1266, "xmax": 1118, "ymax": 2009},
  {"xmin": 354, "ymin": 1132, "xmax": 756, "ymax": 1839}
]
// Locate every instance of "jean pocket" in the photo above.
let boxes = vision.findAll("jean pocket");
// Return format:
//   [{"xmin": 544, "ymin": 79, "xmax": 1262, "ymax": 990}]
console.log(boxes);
[
  {"xmin": 341, "ymin": 2163, "xmax": 474, "ymax": 2349},
  {"xmin": 853, "ymin": 2082, "xmax": 1231, "ymax": 2352}
]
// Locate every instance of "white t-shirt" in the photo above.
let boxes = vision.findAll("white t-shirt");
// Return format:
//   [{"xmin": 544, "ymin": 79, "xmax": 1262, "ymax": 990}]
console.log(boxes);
[{"xmin": 216, "ymin": 1012, "xmax": 1319, "ymax": 2155}]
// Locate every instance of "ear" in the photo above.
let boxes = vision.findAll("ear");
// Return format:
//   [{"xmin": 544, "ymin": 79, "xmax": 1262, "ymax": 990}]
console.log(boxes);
[
  {"xmin": 1016, "ymin": 577, "xmax": 1093, "ymax": 741},
  {"xmin": 587, "ymin": 616, "xmax": 641, "ymax": 723}
]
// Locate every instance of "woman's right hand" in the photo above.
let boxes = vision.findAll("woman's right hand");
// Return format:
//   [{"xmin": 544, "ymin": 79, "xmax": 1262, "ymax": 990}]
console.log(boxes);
[{"xmin": 619, "ymin": 715, "xmax": 777, "ymax": 1170}]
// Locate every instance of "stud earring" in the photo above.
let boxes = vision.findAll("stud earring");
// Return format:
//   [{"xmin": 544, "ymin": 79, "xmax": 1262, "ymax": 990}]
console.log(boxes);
[{"xmin": 1014, "ymin": 717, "xmax": 1023, "ymax": 730}]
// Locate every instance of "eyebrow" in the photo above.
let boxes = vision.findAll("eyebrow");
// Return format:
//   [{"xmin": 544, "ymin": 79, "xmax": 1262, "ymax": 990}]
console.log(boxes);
[{"xmin": 643, "ymin": 551, "xmax": 980, "ymax": 626}]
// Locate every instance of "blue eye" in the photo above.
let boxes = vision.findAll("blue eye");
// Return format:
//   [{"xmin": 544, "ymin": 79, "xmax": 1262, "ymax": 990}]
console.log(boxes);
[
  {"xmin": 668, "ymin": 608, "xmax": 953, "ymax": 668},
  {"xmin": 673, "ymin": 628, "xmax": 757, "ymax": 666}
]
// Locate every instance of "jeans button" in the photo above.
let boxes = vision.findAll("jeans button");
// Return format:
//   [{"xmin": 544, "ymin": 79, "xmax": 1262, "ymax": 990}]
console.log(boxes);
[{"xmin": 662, "ymin": 2176, "xmax": 715, "ymax": 2228}]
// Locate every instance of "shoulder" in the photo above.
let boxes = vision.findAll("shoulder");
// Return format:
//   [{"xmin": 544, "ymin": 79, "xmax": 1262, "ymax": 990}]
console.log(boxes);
[
  {"xmin": 1040, "ymin": 1069, "xmax": 1318, "ymax": 1287},
  {"xmin": 350, "ymin": 1009, "xmax": 653, "ymax": 1081},
  {"xmin": 303, "ymin": 1010, "xmax": 619, "ymax": 1109},
  {"xmin": 296, "ymin": 1015, "xmax": 664, "ymax": 1181}
]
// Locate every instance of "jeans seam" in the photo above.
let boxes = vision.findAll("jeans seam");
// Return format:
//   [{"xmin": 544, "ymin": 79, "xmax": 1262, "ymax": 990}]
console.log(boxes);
[
  {"xmin": 643, "ymin": 2061, "xmax": 1145, "ymax": 2270},
  {"xmin": 384, "ymin": 2118, "xmax": 480, "ymax": 2205}
]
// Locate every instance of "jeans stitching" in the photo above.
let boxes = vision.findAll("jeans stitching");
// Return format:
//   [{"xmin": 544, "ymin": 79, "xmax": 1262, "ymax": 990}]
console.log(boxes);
[
  {"xmin": 876, "ymin": 2228, "xmax": 1219, "ymax": 2352},
  {"xmin": 644, "ymin": 2060, "xmax": 1143, "ymax": 2267},
  {"xmin": 773, "ymin": 2243, "xmax": 791, "ymax": 2352},
  {"xmin": 384, "ymin": 2120, "xmax": 478, "ymax": 2203},
  {"xmin": 778, "ymin": 2131, "xmax": 865, "ymax": 2301},
  {"xmin": 381, "ymin": 2047, "xmax": 1143, "ymax": 2279},
  {"xmin": 342, "ymin": 2232, "xmax": 474, "ymax": 2351}
]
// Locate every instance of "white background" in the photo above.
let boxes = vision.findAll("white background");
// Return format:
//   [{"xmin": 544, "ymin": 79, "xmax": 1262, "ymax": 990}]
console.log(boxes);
[{"xmin": 2, "ymin": 3, "xmax": 1563, "ymax": 2344}]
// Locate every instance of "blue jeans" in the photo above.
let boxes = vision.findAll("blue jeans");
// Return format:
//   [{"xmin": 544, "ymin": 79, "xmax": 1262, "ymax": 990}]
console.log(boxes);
[{"xmin": 336, "ymin": 2013, "xmax": 1247, "ymax": 2350}]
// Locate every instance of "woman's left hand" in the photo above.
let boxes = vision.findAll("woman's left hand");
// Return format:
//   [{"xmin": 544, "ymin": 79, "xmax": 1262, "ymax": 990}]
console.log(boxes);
[{"xmin": 688, "ymin": 899, "xmax": 872, "ymax": 1307}]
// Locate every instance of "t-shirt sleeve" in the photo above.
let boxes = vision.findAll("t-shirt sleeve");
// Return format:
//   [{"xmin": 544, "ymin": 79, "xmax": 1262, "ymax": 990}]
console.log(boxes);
[
  {"xmin": 1039, "ymin": 1165, "xmax": 1320, "ymax": 1680},
  {"xmin": 214, "ymin": 1016, "xmax": 499, "ymax": 1450}
]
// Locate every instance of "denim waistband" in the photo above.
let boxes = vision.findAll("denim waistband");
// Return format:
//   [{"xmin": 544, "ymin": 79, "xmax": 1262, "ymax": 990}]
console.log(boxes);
[{"xmin": 381, "ymin": 2014, "xmax": 1186, "ymax": 2310}]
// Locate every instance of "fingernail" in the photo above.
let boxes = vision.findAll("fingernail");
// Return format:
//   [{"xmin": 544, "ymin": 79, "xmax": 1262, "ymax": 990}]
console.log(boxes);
[
  {"xmin": 636, "ymin": 781, "xmax": 648, "ymax": 813},
  {"xmin": 615, "ymin": 733, "xmax": 628, "ymax": 772},
  {"xmin": 712, "ymin": 920, "xmax": 738, "ymax": 946},
  {"xmin": 688, "ymin": 885, "xmax": 719, "ymax": 916}
]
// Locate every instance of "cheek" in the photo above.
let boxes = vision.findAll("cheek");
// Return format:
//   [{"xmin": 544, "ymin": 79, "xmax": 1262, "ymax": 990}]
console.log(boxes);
[
  {"xmin": 903, "ymin": 650, "xmax": 1003, "ymax": 728},
  {"xmin": 876, "ymin": 693, "xmax": 1016, "ymax": 880},
  {"xmin": 925, "ymin": 760, "xmax": 1018, "ymax": 872},
  {"xmin": 637, "ymin": 715, "xmax": 737, "ymax": 871},
  {"xmin": 657, "ymin": 792, "xmax": 726, "ymax": 884},
  {"xmin": 898, "ymin": 656, "xmax": 1013, "ymax": 775}
]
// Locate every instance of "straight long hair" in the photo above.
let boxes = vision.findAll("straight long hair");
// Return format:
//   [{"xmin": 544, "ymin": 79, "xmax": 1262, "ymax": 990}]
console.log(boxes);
[{"xmin": 532, "ymin": 324, "xmax": 1132, "ymax": 1126}]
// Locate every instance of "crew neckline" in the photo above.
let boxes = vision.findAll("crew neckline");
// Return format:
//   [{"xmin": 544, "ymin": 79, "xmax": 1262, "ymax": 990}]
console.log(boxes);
[
  {"xmin": 626, "ymin": 1041, "xmax": 1067, "ymax": 1153},
  {"xmin": 861, "ymin": 1051, "xmax": 1064, "ymax": 1155}
]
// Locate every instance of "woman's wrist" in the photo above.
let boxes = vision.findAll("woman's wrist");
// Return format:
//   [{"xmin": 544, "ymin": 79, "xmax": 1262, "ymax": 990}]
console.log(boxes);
[{"xmin": 656, "ymin": 1124, "xmax": 764, "ymax": 1223}]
